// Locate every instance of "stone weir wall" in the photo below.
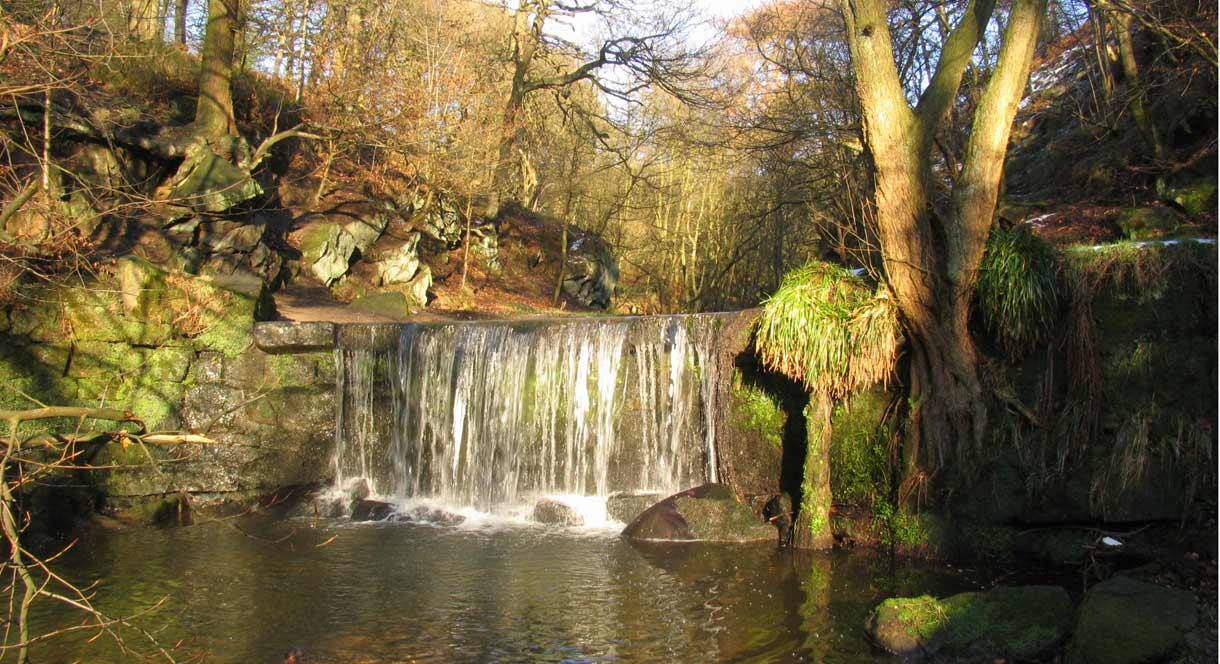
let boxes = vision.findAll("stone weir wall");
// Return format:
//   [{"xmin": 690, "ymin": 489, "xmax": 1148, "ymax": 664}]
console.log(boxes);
[
  {"xmin": 0, "ymin": 264, "xmax": 783, "ymax": 527},
  {"xmin": 328, "ymin": 312, "xmax": 786, "ymax": 506}
]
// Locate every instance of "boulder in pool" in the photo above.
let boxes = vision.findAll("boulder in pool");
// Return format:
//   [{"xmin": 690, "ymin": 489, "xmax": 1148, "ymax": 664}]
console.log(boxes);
[
  {"xmin": 394, "ymin": 505, "xmax": 466, "ymax": 526},
  {"xmin": 350, "ymin": 499, "xmax": 394, "ymax": 522},
  {"xmin": 533, "ymin": 498, "xmax": 584, "ymax": 526},
  {"xmin": 1066, "ymin": 576, "xmax": 1198, "ymax": 664},
  {"xmin": 606, "ymin": 492, "xmax": 662, "ymax": 524},
  {"xmin": 866, "ymin": 585, "xmax": 1074, "ymax": 660},
  {"xmin": 621, "ymin": 483, "xmax": 774, "ymax": 543}
]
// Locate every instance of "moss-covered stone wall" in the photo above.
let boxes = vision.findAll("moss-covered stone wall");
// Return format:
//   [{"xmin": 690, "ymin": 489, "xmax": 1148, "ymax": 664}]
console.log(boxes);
[{"xmin": 1, "ymin": 259, "xmax": 335, "ymax": 523}]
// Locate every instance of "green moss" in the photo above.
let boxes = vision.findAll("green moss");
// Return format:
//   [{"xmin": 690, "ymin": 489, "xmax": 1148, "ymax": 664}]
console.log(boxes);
[
  {"xmin": 871, "ymin": 586, "xmax": 1073, "ymax": 659},
  {"xmin": 730, "ymin": 377, "xmax": 785, "ymax": 449},
  {"xmin": 1158, "ymin": 176, "xmax": 1217, "ymax": 218},
  {"xmin": 1116, "ymin": 207, "xmax": 1183, "ymax": 240},
  {"xmin": 829, "ymin": 386, "xmax": 890, "ymax": 505},
  {"xmin": 1068, "ymin": 577, "xmax": 1197, "ymax": 664}
]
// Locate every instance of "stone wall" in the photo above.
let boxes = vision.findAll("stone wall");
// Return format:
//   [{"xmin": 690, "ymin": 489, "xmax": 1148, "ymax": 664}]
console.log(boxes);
[{"xmin": 0, "ymin": 260, "xmax": 337, "ymax": 523}]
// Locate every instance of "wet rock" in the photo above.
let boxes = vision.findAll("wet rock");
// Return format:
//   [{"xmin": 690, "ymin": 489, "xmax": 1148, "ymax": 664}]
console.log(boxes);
[
  {"xmin": 606, "ymin": 492, "xmax": 662, "ymax": 524},
  {"xmin": 562, "ymin": 235, "xmax": 619, "ymax": 309},
  {"xmin": 350, "ymin": 499, "xmax": 394, "ymax": 522},
  {"xmin": 622, "ymin": 483, "xmax": 774, "ymax": 543},
  {"xmin": 345, "ymin": 478, "xmax": 371, "ymax": 502},
  {"xmin": 1066, "ymin": 576, "xmax": 1198, "ymax": 664},
  {"xmin": 866, "ymin": 585, "xmax": 1074, "ymax": 660},
  {"xmin": 253, "ymin": 321, "xmax": 335, "ymax": 353},
  {"xmin": 376, "ymin": 233, "xmax": 422, "ymax": 285},
  {"xmin": 533, "ymin": 498, "xmax": 584, "ymax": 526},
  {"xmin": 399, "ymin": 506, "xmax": 466, "ymax": 526}
]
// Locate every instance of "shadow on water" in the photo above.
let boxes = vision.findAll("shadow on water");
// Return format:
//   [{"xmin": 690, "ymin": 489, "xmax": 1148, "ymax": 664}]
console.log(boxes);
[{"xmin": 27, "ymin": 518, "xmax": 995, "ymax": 663}]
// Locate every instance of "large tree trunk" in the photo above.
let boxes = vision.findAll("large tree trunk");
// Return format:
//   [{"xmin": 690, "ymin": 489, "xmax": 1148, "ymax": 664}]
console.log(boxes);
[
  {"xmin": 842, "ymin": 0, "xmax": 1046, "ymax": 493},
  {"xmin": 792, "ymin": 392, "xmax": 833, "ymax": 550},
  {"xmin": 195, "ymin": 0, "xmax": 239, "ymax": 140},
  {"xmin": 175, "ymin": 0, "xmax": 189, "ymax": 45},
  {"xmin": 489, "ymin": 0, "xmax": 547, "ymax": 218}
]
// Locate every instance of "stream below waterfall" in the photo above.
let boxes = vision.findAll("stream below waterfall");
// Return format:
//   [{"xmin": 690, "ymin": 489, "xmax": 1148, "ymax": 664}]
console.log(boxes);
[{"xmin": 28, "ymin": 516, "xmax": 1009, "ymax": 663}]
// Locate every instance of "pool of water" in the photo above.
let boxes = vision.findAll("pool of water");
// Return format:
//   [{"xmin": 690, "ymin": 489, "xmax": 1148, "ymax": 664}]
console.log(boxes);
[{"xmin": 28, "ymin": 517, "xmax": 999, "ymax": 663}]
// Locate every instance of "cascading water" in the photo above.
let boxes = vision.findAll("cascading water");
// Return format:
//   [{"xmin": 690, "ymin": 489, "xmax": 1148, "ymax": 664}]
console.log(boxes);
[{"xmin": 331, "ymin": 315, "xmax": 727, "ymax": 516}]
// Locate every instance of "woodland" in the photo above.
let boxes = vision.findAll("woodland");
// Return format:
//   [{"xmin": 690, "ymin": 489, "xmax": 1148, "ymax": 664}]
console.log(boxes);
[{"xmin": 0, "ymin": 0, "xmax": 1217, "ymax": 662}]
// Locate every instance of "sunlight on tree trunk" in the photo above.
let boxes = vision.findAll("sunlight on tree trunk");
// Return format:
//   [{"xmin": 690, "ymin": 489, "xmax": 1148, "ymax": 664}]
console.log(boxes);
[{"xmin": 841, "ymin": 0, "xmax": 1047, "ymax": 495}]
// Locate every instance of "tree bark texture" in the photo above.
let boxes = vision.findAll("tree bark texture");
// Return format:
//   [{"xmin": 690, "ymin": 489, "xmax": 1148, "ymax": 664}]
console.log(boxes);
[
  {"xmin": 792, "ymin": 392, "xmax": 833, "ymax": 550},
  {"xmin": 195, "ymin": 0, "xmax": 240, "ymax": 139}
]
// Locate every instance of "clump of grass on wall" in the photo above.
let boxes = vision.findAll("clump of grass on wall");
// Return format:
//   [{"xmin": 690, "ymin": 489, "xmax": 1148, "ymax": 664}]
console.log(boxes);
[
  {"xmin": 975, "ymin": 226, "xmax": 1060, "ymax": 355},
  {"xmin": 754, "ymin": 262, "xmax": 899, "ymax": 398}
]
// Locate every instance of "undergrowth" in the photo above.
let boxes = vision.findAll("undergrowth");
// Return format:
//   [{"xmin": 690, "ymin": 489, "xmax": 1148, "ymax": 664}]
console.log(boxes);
[{"xmin": 976, "ymin": 226, "xmax": 1060, "ymax": 356}]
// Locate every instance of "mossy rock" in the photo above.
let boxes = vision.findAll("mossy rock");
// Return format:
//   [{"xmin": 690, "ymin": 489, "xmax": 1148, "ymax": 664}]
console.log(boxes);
[
  {"xmin": 349, "ymin": 291, "xmax": 413, "ymax": 319},
  {"xmin": 1158, "ymin": 175, "xmax": 1217, "ymax": 218},
  {"xmin": 297, "ymin": 220, "xmax": 356, "ymax": 285},
  {"xmin": 867, "ymin": 585, "xmax": 1074, "ymax": 660},
  {"xmin": 622, "ymin": 483, "xmax": 775, "ymax": 543},
  {"xmin": 1067, "ymin": 576, "xmax": 1198, "ymax": 664},
  {"xmin": 1114, "ymin": 207, "xmax": 1187, "ymax": 240},
  {"xmin": 169, "ymin": 149, "xmax": 262, "ymax": 213}
]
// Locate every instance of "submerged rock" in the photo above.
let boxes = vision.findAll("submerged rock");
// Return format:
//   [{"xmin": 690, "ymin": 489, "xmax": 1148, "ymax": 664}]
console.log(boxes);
[
  {"xmin": 866, "ymin": 585, "xmax": 1074, "ymax": 660},
  {"xmin": 606, "ymin": 492, "xmax": 662, "ymax": 524},
  {"xmin": 393, "ymin": 506, "xmax": 466, "ymax": 526},
  {"xmin": 621, "ymin": 483, "xmax": 774, "ymax": 543},
  {"xmin": 1066, "ymin": 576, "xmax": 1198, "ymax": 664},
  {"xmin": 533, "ymin": 498, "xmax": 584, "ymax": 526},
  {"xmin": 350, "ymin": 499, "xmax": 394, "ymax": 522}
]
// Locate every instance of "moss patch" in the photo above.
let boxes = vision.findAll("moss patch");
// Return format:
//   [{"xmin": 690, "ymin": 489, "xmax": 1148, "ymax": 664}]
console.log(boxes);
[
  {"xmin": 1067, "ymin": 576, "xmax": 1198, "ymax": 664},
  {"xmin": 868, "ymin": 586, "xmax": 1074, "ymax": 659},
  {"xmin": 828, "ymin": 386, "xmax": 890, "ymax": 506}
]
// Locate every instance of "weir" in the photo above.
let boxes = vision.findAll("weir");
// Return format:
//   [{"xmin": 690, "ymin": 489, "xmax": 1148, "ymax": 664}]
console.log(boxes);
[{"xmin": 331, "ymin": 314, "xmax": 735, "ymax": 511}]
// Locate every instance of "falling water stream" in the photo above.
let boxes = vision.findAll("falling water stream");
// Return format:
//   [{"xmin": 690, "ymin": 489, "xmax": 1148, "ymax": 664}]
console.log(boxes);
[{"xmin": 331, "ymin": 315, "xmax": 728, "ymax": 517}]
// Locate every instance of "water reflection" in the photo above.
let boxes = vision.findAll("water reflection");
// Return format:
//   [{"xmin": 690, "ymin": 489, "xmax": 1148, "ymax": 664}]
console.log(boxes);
[{"xmin": 25, "ymin": 519, "xmax": 989, "ymax": 663}]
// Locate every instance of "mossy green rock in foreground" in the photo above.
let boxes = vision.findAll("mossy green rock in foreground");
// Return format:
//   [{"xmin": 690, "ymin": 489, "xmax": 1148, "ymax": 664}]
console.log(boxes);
[
  {"xmin": 866, "ymin": 585, "xmax": 1073, "ymax": 660},
  {"xmin": 622, "ymin": 483, "xmax": 775, "ymax": 543},
  {"xmin": 1067, "ymin": 576, "xmax": 1198, "ymax": 664}
]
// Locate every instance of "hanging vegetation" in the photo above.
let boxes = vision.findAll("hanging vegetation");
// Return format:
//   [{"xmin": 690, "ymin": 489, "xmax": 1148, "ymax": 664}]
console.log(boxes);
[
  {"xmin": 754, "ymin": 262, "xmax": 899, "ymax": 398},
  {"xmin": 975, "ymin": 226, "xmax": 1061, "ymax": 356}
]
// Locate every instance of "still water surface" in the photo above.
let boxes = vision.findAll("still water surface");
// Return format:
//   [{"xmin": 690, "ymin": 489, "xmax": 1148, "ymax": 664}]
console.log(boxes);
[{"xmin": 30, "ymin": 517, "xmax": 996, "ymax": 663}]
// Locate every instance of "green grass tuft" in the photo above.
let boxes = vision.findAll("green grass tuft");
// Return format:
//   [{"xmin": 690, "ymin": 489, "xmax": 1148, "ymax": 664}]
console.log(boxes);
[
  {"xmin": 754, "ymin": 262, "xmax": 899, "ymax": 397},
  {"xmin": 976, "ymin": 227, "xmax": 1061, "ymax": 355}
]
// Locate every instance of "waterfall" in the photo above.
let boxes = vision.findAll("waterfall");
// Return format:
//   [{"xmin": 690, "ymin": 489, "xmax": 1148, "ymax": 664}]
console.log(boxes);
[{"xmin": 331, "ymin": 315, "xmax": 726, "ymax": 512}]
